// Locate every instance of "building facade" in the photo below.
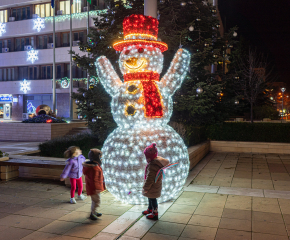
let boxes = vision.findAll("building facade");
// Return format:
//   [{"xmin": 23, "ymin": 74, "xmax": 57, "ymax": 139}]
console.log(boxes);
[{"xmin": 0, "ymin": 0, "xmax": 105, "ymax": 121}]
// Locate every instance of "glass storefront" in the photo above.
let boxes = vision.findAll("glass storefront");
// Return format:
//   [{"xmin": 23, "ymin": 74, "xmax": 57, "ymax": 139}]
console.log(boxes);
[
  {"xmin": 0, "ymin": 94, "xmax": 12, "ymax": 120},
  {"xmin": 23, "ymin": 94, "xmax": 53, "ymax": 114}
]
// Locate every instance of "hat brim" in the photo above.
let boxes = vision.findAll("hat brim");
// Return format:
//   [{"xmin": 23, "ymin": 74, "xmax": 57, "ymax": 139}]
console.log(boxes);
[{"xmin": 113, "ymin": 39, "xmax": 168, "ymax": 52}]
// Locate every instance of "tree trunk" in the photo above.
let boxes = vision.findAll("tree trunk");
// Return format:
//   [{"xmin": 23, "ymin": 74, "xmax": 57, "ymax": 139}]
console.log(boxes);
[{"xmin": 251, "ymin": 102, "xmax": 253, "ymax": 124}]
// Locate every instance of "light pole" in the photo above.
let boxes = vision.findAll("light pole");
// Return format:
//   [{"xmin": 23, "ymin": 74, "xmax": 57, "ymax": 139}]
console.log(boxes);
[{"xmin": 281, "ymin": 87, "xmax": 286, "ymax": 122}]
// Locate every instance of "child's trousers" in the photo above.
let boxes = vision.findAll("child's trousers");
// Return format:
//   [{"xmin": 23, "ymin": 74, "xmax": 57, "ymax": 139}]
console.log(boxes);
[
  {"xmin": 148, "ymin": 198, "xmax": 158, "ymax": 211},
  {"xmin": 91, "ymin": 193, "xmax": 101, "ymax": 213},
  {"xmin": 70, "ymin": 177, "xmax": 83, "ymax": 198}
]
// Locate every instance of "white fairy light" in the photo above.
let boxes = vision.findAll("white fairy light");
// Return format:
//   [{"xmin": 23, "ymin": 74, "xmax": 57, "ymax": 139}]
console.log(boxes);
[
  {"xmin": 96, "ymin": 37, "xmax": 191, "ymax": 204},
  {"xmin": 0, "ymin": 22, "xmax": 6, "ymax": 37},
  {"xmin": 33, "ymin": 17, "xmax": 45, "ymax": 32},
  {"xmin": 27, "ymin": 49, "xmax": 38, "ymax": 64},
  {"xmin": 20, "ymin": 79, "xmax": 31, "ymax": 94}
]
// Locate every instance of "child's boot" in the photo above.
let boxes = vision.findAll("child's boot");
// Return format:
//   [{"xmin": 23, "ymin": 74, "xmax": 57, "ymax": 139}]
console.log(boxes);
[
  {"xmin": 90, "ymin": 212, "xmax": 98, "ymax": 220},
  {"xmin": 70, "ymin": 198, "xmax": 77, "ymax": 204},
  {"xmin": 142, "ymin": 209, "xmax": 152, "ymax": 215},
  {"xmin": 93, "ymin": 212, "xmax": 102, "ymax": 217},
  {"xmin": 146, "ymin": 209, "xmax": 158, "ymax": 220}
]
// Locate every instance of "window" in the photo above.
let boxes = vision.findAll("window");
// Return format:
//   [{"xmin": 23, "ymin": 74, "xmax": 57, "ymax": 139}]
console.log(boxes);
[
  {"xmin": 72, "ymin": 1, "xmax": 82, "ymax": 14},
  {"xmin": 11, "ymin": 7, "xmax": 31, "ymax": 21},
  {"xmin": 47, "ymin": 66, "xmax": 51, "ymax": 79},
  {"xmin": 41, "ymin": 66, "xmax": 46, "ymax": 79},
  {"xmin": 62, "ymin": 33, "xmax": 69, "ymax": 47},
  {"xmin": 0, "ymin": 41, "xmax": 2, "ymax": 53},
  {"xmin": 19, "ymin": 67, "xmax": 28, "ymax": 80},
  {"xmin": 34, "ymin": 67, "xmax": 38, "ymax": 79},
  {"xmin": 35, "ymin": 3, "xmax": 52, "ymax": 18},
  {"xmin": 60, "ymin": 0, "xmax": 71, "ymax": 15},
  {"xmin": 57, "ymin": 65, "xmax": 62, "ymax": 78},
  {"xmin": 38, "ymin": 36, "xmax": 43, "ymax": 49},
  {"xmin": 73, "ymin": 32, "xmax": 84, "ymax": 42},
  {"xmin": 0, "ymin": 10, "xmax": 8, "ymax": 23}
]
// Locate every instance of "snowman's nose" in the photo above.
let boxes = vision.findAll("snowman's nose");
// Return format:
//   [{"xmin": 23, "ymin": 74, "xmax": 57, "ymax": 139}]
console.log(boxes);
[{"xmin": 126, "ymin": 57, "xmax": 138, "ymax": 66}]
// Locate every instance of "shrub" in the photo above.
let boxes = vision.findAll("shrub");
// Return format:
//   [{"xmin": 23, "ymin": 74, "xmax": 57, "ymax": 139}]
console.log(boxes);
[
  {"xmin": 0, "ymin": 151, "xmax": 8, "ymax": 158},
  {"xmin": 185, "ymin": 125, "xmax": 207, "ymax": 146},
  {"xmin": 23, "ymin": 115, "xmax": 66, "ymax": 123},
  {"xmin": 39, "ymin": 133, "xmax": 101, "ymax": 158},
  {"xmin": 207, "ymin": 122, "xmax": 290, "ymax": 143}
]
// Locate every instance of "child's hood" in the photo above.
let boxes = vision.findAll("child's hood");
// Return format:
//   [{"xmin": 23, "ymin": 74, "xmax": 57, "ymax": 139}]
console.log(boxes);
[
  {"xmin": 83, "ymin": 160, "xmax": 99, "ymax": 168},
  {"xmin": 65, "ymin": 154, "xmax": 85, "ymax": 163},
  {"xmin": 153, "ymin": 156, "xmax": 170, "ymax": 168}
]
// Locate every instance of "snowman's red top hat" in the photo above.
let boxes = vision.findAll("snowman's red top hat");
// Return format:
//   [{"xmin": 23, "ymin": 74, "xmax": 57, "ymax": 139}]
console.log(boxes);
[{"xmin": 113, "ymin": 14, "xmax": 168, "ymax": 52}]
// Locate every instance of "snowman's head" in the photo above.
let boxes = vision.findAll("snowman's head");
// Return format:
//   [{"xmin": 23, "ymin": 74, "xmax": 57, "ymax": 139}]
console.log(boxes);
[{"xmin": 118, "ymin": 45, "xmax": 164, "ymax": 75}]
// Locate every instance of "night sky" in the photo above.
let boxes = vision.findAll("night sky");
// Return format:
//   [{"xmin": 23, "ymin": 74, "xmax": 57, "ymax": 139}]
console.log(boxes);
[{"xmin": 218, "ymin": 0, "xmax": 290, "ymax": 88}]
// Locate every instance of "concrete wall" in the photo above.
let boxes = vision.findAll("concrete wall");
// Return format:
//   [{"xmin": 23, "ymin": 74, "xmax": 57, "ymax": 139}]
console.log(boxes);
[
  {"xmin": 210, "ymin": 141, "xmax": 290, "ymax": 154},
  {"xmin": 0, "ymin": 121, "xmax": 87, "ymax": 141}
]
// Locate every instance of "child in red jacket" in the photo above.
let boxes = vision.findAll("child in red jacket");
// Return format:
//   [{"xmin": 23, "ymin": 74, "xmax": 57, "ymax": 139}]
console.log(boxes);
[{"xmin": 83, "ymin": 148, "xmax": 106, "ymax": 220}]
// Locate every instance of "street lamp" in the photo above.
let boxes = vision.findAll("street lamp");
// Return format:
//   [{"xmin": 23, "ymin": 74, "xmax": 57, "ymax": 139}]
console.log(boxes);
[{"xmin": 281, "ymin": 87, "xmax": 286, "ymax": 122}]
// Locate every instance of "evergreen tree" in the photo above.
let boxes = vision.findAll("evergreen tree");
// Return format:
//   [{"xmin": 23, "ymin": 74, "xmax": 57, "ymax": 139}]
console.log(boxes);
[{"xmin": 72, "ymin": 0, "xmax": 238, "ymax": 142}]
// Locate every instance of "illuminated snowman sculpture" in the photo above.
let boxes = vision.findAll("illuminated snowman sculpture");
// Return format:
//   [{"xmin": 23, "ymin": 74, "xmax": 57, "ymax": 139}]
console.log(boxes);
[{"xmin": 96, "ymin": 14, "xmax": 191, "ymax": 204}]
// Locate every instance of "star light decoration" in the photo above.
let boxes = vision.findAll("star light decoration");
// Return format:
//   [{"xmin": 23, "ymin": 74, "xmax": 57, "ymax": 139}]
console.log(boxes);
[
  {"xmin": 20, "ymin": 79, "xmax": 31, "ymax": 94},
  {"xmin": 96, "ymin": 14, "xmax": 191, "ymax": 204},
  {"xmin": 27, "ymin": 49, "xmax": 38, "ymax": 64},
  {"xmin": 0, "ymin": 22, "xmax": 6, "ymax": 37},
  {"xmin": 33, "ymin": 17, "xmax": 45, "ymax": 32}
]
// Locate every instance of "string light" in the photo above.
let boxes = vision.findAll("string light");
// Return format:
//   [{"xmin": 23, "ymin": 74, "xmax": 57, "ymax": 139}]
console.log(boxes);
[
  {"xmin": 33, "ymin": 17, "xmax": 45, "ymax": 32},
  {"xmin": 0, "ymin": 23, "xmax": 6, "ymax": 37},
  {"xmin": 20, "ymin": 79, "xmax": 31, "ymax": 94},
  {"xmin": 96, "ymin": 14, "xmax": 191, "ymax": 204},
  {"xmin": 27, "ymin": 49, "xmax": 38, "ymax": 64}
]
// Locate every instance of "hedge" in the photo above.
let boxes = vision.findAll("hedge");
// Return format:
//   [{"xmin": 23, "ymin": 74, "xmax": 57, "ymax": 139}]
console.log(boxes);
[
  {"xmin": 39, "ymin": 133, "xmax": 102, "ymax": 158},
  {"xmin": 207, "ymin": 123, "xmax": 290, "ymax": 143}
]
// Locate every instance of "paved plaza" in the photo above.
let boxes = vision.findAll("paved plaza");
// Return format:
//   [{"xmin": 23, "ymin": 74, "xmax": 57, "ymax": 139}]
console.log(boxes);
[{"xmin": 1, "ymin": 152, "xmax": 290, "ymax": 239}]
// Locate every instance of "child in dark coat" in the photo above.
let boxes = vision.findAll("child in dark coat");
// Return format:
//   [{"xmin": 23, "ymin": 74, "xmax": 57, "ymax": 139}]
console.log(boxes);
[
  {"xmin": 60, "ymin": 146, "xmax": 87, "ymax": 204},
  {"xmin": 83, "ymin": 148, "xmax": 106, "ymax": 220},
  {"xmin": 142, "ymin": 143, "xmax": 169, "ymax": 220}
]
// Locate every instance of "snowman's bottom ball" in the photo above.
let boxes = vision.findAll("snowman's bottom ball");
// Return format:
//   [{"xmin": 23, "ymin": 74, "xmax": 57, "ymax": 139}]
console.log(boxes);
[{"xmin": 101, "ymin": 125, "xmax": 189, "ymax": 204}]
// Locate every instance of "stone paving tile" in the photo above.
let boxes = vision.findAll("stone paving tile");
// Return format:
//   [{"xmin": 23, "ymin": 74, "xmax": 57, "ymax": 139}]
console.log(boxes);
[
  {"xmin": 91, "ymin": 232, "xmax": 119, "ymax": 240},
  {"xmin": 82, "ymin": 214, "xmax": 119, "ymax": 226},
  {"xmin": 225, "ymin": 195, "xmax": 252, "ymax": 210},
  {"xmin": 218, "ymin": 186, "xmax": 264, "ymax": 197},
  {"xmin": 123, "ymin": 217, "xmax": 155, "ymax": 238},
  {"xmin": 142, "ymin": 232, "xmax": 178, "ymax": 240},
  {"xmin": 183, "ymin": 185, "xmax": 219, "ymax": 193},
  {"xmin": 38, "ymin": 220, "xmax": 80, "ymax": 234},
  {"xmin": 252, "ymin": 221, "xmax": 288, "ymax": 235},
  {"xmin": 252, "ymin": 197, "xmax": 281, "ymax": 213},
  {"xmin": 63, "ymin": 222, "xmax": 104, "ymax": 238},
  {"xmin": 188, "ymin": 215, "xmax": 220, "ymax": 228},
  {"xmin": 58, "ymin": 210, "xmax": 90, "ymax": 223},
  {"xmin": 149, "ymin": 221, "xmax": 186, "ymax": 237},
  {"xmin": 160, "ymin": 212, "xmax": 192, "ymax": 224},
  {"xmin": 221, "ymin": 209, "xmax": 251, "ymax": 221},
  {"xmin": 194, "ymin": 206, "xmax": 224, "ymax": 218},
  {"xmin": 215, "ymin": 229, "xmax": 251, "ymax": 240},
  {"xmin": 252, "ymin": 232, "xmax": 289, "ymax": 240},
  {"xmin": 167, "ymin": 204, "xmax": 197, "ymax": 214},
  {"xmin": 102, "ymin": 211, "xmax": 141, "ymax": 235},
  {"xmin": 180, "ymin": 225, "xmax": 217, "ymax": 240},
  {"xmin": 264, "ymin": 189, "xmax": 290, "ymax": 199},
  {"xmin": 0, "ymin": 226, "xmax": 33, "ymax": 240},
  {"xmin": 21, "ymin": 231, "xmax": 60, "ymax": 240},
  {"xmin": 252, "ymin": 211, "xmax": 284, "ymax": 223},
  {"xmin": 218, "ymin": 218, "xmax": 251, "ymax": 231}
]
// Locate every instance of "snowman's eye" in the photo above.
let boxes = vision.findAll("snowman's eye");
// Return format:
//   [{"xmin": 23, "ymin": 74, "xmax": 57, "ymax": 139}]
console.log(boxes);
[
  {"xmin": 125, "ymin": 50, "xmax": 130, "ymax": 55},
  {"xmin": 125, "ymin": 104, "xmax": 136, "ymax": 116},
  {"xmin": 127, "ymin": 84, "xmax": 138, "ymax": 94}
]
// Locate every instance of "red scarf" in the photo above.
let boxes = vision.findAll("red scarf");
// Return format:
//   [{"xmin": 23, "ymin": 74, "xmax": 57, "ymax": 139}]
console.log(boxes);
[{"xmin": 124, "ymin": 72, "xmax": 163, "ymax": 118}]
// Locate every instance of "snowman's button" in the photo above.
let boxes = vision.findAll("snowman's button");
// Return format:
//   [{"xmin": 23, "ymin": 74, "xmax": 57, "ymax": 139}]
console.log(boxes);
[
  {"xmin": 127, "ymin": 84, "xmax": 138, "ymax": 94},
  {"xmin": 126, "ymin": 104, "xmax": 136, "ymax": 116}
]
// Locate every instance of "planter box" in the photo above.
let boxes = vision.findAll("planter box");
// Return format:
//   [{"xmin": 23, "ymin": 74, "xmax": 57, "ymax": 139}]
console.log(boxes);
[{"xmin": 0, "ymin": 122, "xmax": 87, "ymax": 141}]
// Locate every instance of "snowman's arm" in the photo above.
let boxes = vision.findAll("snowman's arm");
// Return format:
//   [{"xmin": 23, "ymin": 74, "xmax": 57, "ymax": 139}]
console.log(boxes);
[
  {"xmin": 96, "ymin": 56, "xmax": 122, "ymax": 96},
  {"xmin": 160, "ymin": 49, "xmax": 191, "ymax": 96}
]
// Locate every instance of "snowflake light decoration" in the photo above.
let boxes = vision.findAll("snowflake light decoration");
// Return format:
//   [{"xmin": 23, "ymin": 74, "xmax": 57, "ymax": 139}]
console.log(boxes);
[
  {"xmin": 33, "ymin": 17, "xmax": 45, "ymax": 32},
  {"xmin": 20, "ymin": 79, "xmax": 31, "ymax": 94},
  {"xmin": 96, "ymin": 14, "xmax": 191, "ymax": 204},
  {"xmin": 27, "ymin": 49, "xmax": 38, "ymax": 64},
  {"xmin": 0, "ymin": 22, "xmax": 6, "ymax": 37}
]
